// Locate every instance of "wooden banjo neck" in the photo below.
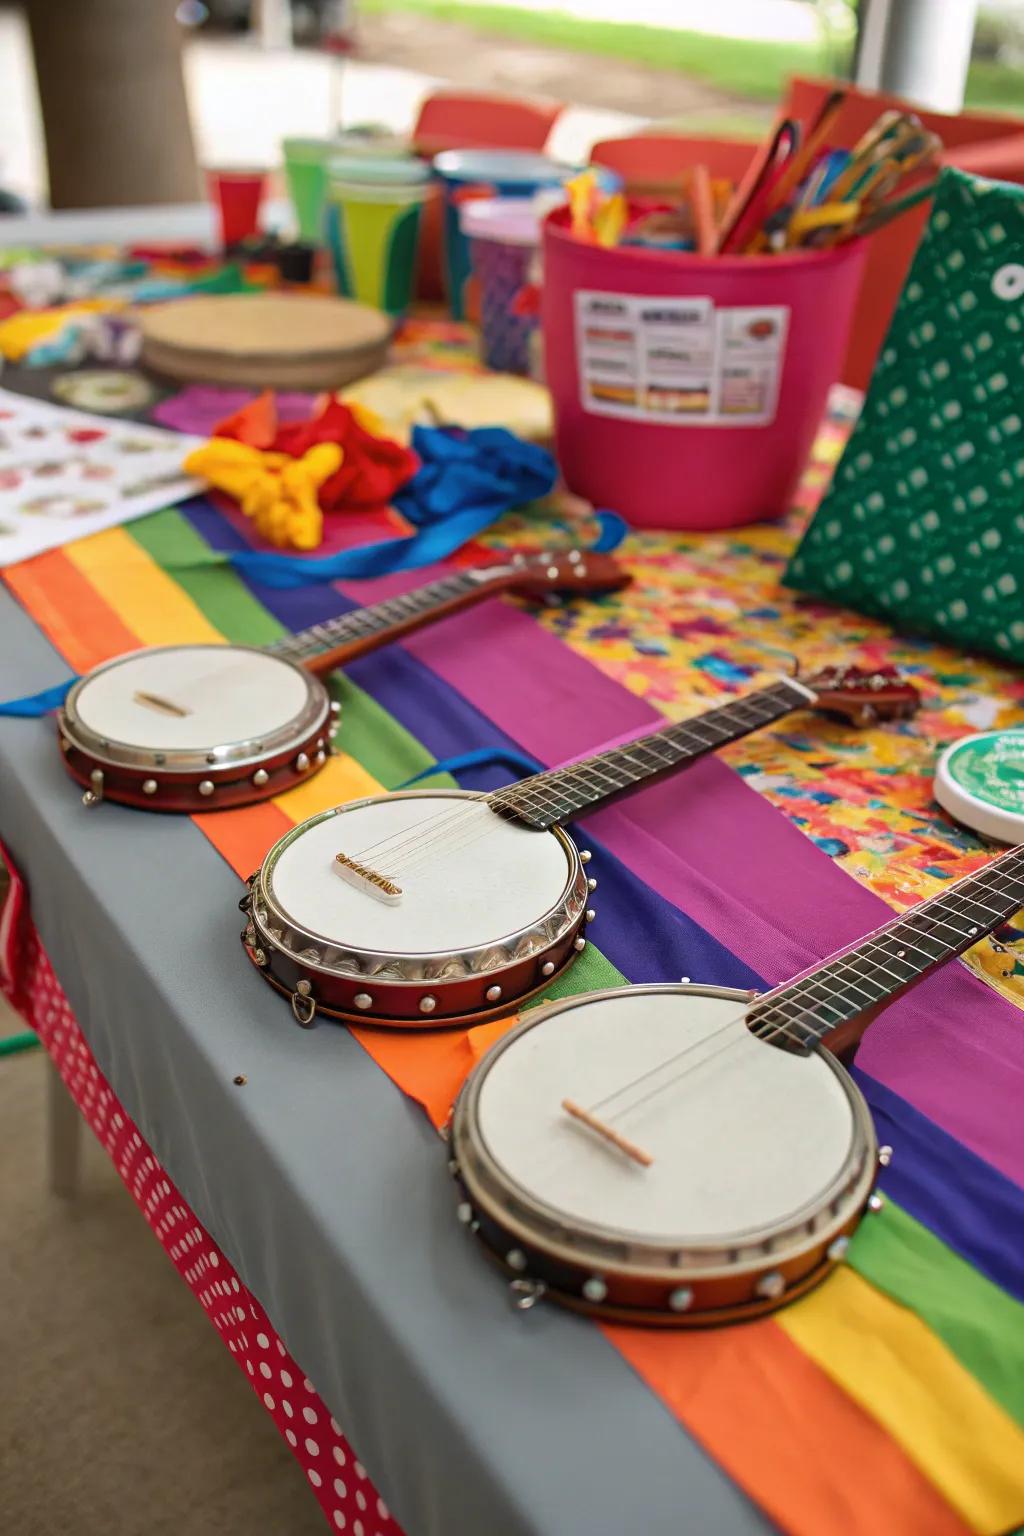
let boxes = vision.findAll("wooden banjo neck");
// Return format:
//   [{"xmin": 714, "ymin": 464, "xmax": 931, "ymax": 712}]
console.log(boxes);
[
  {"xmin": 749, "ymin": 842, "xmax": 1024, "ymax": 1058},
  {"xmin": 490, "ymin": 665, "xmax": 920, "ymax": 829},
  {"xmin": 266, "ymin": 551, "xmax": 630, "ymax": 676}
]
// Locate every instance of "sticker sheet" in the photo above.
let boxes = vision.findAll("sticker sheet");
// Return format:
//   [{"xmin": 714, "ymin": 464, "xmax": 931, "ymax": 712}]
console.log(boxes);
[
  {"xmin": 0, "ymin": 386, "xmax": 200, "ymax": 566},
  {"xmin": 574, "ymin": 291, "xmax": 789, "ymax": 427}
]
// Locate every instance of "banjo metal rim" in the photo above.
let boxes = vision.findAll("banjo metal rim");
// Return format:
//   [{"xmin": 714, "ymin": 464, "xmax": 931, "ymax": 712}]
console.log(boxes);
[
  {"xmin": 451, "ymin": 983, "xmax": 878, "ymax": 1290},
  {"xmin": 61, "ymin": 645, "xmax": 331, "ymax": 774},
  {"xmin": 248, "ymin": 790, "xmax": 589, "ymax": 986}
]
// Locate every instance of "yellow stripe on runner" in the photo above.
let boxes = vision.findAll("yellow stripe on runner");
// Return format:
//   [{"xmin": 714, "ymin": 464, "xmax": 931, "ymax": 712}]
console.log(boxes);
[
  {"xmin": 272, "ymin": 751, "xmax": 383, "ymax": 824},
  {"xmin": 779, "ymin": 1265, "xmax": 1024, "ymax": 1534},
  {"xmin": 65, "ymin": 528, "xmax": 225, "ymax": 648}
]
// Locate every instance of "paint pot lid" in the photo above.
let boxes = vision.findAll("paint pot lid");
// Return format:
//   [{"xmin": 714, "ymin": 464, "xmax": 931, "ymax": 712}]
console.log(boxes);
[
  {"xmin": 458, "ymin": 197, "xmax": 543, "ymax": 245},
  {"xmin": 934, "ymin": 730, "xmax": 1024, "ymax": 843},
  {"xmin": 433, "ymin": 149, "xmax": 577, "ymax": 186}
]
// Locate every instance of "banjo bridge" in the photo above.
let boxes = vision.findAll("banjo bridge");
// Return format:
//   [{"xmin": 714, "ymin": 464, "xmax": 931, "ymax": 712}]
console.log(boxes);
[
  {"xmin": 334, "ymin": 851, "xmax": 403, "ymax": 905},
  {"xmin": 133, "ymin": 689, "xmax": 191, "ymax": 718}
]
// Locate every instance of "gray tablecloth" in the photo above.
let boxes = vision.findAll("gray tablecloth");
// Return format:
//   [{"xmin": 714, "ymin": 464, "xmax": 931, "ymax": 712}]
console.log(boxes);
[{"xmin": 0, "ymin": 583, "xmax": 772, "ymax": 1536}]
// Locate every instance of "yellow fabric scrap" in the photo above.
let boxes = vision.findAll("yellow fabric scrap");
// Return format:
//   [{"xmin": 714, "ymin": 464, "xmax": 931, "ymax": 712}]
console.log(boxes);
[{"xmin": 183, "ymin": 438, "xmax": 343, "ymax": 550}]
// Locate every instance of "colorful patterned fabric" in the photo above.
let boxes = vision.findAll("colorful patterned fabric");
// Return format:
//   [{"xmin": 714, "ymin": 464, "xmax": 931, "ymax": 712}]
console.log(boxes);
[
  {"xmin": 4, "ymin": 361, "xmax": 1024, "ymax": 1535},
  {"xmin": 788, "ymin": 168, "xmax": 1024, "ymax": 664}
]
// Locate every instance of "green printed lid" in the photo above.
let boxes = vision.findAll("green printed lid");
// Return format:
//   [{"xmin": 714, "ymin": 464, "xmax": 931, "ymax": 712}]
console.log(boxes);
[{"xmin": 935, "ymin": 730, "xmax": 1024, "ymax": 844}]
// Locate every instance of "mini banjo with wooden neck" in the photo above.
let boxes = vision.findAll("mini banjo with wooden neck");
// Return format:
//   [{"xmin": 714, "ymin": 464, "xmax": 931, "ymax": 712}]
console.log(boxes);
[
  {"xmin": 240, "ymin": 666, "xmax": 918, "ymax": 1026},
  {"xmin": 58, "ymin": 551, "xmax": 627, "ymax": 812},
  {"xmin": 450, "ymin": 843, "xmax": 1024, "ymax": 1326}
]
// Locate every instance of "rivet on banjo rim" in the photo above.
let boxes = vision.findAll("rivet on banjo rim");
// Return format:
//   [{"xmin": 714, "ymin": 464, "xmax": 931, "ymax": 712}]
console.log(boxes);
[
  {"xmin": 198, "ymin": 779, "xmax": 215, "ymax": 797},
  {"xmin": 316, "ymin": 738, "xmax": 325, "ymax": 752},
  {"xmin": 506, "ymin": 1248, "xmax": 528, "ymax": 1272},
  {"xmin": 296, "ymin": 980, "xmax": 312, "ymax": 996},
  {"xmin": 585, "ymin": 909, "xmax": 596, "ymax": 923},
  {"xmin": 878, "ymin": 1144, "xmax": 893, "ymax": 1166},
  {"xmin": 580, "ymin": 849, "xmax": 592, "ymax": 863},
  {"xmin": 868, "ymin": 1192, "xmax": 885, "ymax": 1213},
  {"xmin": 582, "ymin": 1276, "xmax": 608, "ymax": 1303},
  {"xmin": 353, "ymin": 993, "xmax": 374, "ymax": 1011},
  {"xmin": 329, "ymin": 701, "xmax": 342, "ymax": 717},
  {"xmin": 827, "ymin": 1235, "xmax": 850, "ymax": 1263},
  {"xmin": 252, "ymin": 768, "xmax": 270, "ymax": 787},
  {"xmin": 540, "ymin": 960, "xmax": 556, "ymax": 976},
  {"xmin": 485, "ymin": 984, "xmax": 503, "ymax": 1002},
  {"xmin": 456, "ymin": 1201, "xmax": 474, "ymax": 1225},
  {"xmin": 295, "ymin": 752, "xmax": 311, "ymax": 772},
  {"xmin": 587, "ymin": 877, "xmax": 597, "ymax": 892},
  {"xmin": 315, "ymin": 750, "xmax": 326, "ymax": 766},
  {"xmin": 668, "ymin": 1286, "xmax": 694, "ymax": 1313},
  {"xmin": 142, "ymin": 779, "xmax": 158, "ymax": 795},
  {"xmin": 419, "ymin": 994, "xmax": 438, "ymax": 1014},
  {"xmin": 755, "ymin": 1270, "xmax": 785, "ymax": 1300},
  {"xmin": 574, "ymin": 937, "xmax": 586, "ymax": 952}
]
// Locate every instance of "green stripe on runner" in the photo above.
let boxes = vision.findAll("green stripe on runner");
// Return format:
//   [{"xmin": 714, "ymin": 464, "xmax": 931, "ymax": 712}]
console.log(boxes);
[
  {"xmin": 848, "ymin": 1199, "xmax": 1024, "ymax": 1426},
  {"xmin": 129, "ymin": 509, "xmax": 283, "ymax": 648}
]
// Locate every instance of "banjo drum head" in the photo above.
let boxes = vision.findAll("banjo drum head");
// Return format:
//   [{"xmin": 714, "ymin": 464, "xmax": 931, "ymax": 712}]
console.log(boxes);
[
  {"xmin": 453, "ymin": 986, "xmax": 876, "ymax": 1318},
  {"xmin": 250, "ymin": 792, "xmax": 586, "ymax": 1019},
  {"xmin": 63, "ymin": 646, "xmax": 327, "ymax": 769}
]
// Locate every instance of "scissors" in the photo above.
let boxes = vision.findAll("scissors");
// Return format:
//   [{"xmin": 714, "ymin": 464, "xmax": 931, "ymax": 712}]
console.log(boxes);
[{"xmin": 717, "ymin": 118, "xmax": 801, "ymax": 254}]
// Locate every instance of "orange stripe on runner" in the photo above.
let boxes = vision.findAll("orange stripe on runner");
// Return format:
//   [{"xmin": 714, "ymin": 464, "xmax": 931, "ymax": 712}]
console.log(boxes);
[
  {"xmin": 195, "ymin": 801, "xmax": 294, "ymax": 882},
  {"xmin": 605, "ymin": 1317, "xmax": 972, "ymax": 1536},
  {"xmin": 4, "ymin": 549, "xmax": 140, "ymax": 672}
]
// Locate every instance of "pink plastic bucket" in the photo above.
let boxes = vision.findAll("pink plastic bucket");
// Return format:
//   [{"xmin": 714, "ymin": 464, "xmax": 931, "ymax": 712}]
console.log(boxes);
[{"xmin": 542, "ymin": 209, "xmax": 867, "ymax": 529}]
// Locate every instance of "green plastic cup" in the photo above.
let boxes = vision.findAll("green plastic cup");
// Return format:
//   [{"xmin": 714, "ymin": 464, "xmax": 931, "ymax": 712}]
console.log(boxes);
[
  {"xmin": 282, "ymin": 137, "xmax": 338, "ymax": 243},
  {"xmin": 326, "ymin": 156, "xmax": 431, "ymax": 316}
]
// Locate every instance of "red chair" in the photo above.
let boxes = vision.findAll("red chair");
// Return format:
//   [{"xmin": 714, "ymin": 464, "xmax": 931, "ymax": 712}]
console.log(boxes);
[
  {"xmin": 590, "ymin": 134, "xmax": 757, "ymax": 194},
  {"xmin": 412, "ymin": 91, "xmax": 563, "ymax": 302},
  {"xmin": 411, "ymin": 90, "xmax": 562, "ymax": 158},
  {"xmin": 782, "ymin": 77, "xmax": 1024, "ymax": 389}
]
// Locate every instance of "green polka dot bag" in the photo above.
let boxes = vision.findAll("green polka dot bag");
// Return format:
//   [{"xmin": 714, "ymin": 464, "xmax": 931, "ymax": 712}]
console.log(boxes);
[{"xmin": 786, "ymin": 167, "xmax": 1024, "ymax": 663}]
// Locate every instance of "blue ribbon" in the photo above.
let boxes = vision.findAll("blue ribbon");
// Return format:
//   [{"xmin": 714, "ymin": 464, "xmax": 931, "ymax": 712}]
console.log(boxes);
[
  {"xmin": 397, "ymin": 746, "xmax": 542, "ymax": 789},
  {"xmin": 0, "ymin": 678, "xmax": 75, "ymax": 717},
  {"xmin": 166, "ymin": 426, "xmax": 627, "ymax": 588}
]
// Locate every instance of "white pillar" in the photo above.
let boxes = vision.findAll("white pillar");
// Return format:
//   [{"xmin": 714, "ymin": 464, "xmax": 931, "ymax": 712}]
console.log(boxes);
[
  {"xmin": 253, "ymin": 0, "xmax": 292, "ymax": 51},
  {"xmin": 856, "ymin": 0, "xmax": 979, "ymax": 114}
]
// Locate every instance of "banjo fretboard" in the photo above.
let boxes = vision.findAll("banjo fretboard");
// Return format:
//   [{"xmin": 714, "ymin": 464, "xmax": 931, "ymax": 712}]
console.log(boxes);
[
  {"xmin": 490, "ymin": 677, "xmax": 814, "ymax": 829},
  {"xmin": 748, "ymin": 844, "xmax": 1024, "ymax": 1049},
  {"xmin": 267, "ymin": 571, "xmax": 491, "ymax": 666}
]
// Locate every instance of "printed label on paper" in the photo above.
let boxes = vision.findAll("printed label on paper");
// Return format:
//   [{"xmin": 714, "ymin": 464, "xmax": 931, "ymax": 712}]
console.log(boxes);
[{"xmin": 574, "ymin": 291, "xmax": 790, "ymax": 427}]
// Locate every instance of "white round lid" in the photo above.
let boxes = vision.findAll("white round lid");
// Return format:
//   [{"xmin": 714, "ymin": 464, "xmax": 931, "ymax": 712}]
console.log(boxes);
[
  {"xmin": 934, "ymin": 730, "xmax": 1024, "ymax": 843},
  {"xmin": 458, "ymin": 196, "xmax": 542, "ymax": 246}
]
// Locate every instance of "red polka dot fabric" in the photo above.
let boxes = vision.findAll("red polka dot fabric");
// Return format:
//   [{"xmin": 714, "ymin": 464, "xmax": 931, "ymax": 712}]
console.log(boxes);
[{"xmin": 0, "ymin": 843, "xmax": 404, "ymax": 1536}]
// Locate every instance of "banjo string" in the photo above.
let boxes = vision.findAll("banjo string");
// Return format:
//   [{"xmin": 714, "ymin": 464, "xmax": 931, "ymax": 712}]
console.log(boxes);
[{"xmin": 575, "ymin": 868, "xmax": 1022, "ymax": 1133}]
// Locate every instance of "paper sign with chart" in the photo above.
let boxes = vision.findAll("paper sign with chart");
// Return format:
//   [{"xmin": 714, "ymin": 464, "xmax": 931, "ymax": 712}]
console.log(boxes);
[
  {"xmin": 574, "ymin": 292, "xmax": 789, "ymax": 427},
  {"xmin": 0, "ymin": 387, "xmax": 201, "ymax": 567}
]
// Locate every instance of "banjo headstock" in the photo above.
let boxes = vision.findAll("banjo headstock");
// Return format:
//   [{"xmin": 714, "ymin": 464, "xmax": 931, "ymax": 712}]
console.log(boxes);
[
  {"xmin": 503, "ymin": 550, "xmax": 630, "ymax": 599},
  {"xmin": 803, "ymin": 664, "xmax": 920, "ymax": 726}
]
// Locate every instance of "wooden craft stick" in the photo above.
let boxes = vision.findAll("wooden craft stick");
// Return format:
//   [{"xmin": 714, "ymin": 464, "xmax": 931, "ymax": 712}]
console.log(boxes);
[{"xmin": 562, "ymin": 1098, "xmax": 654, "ymax": 1167}]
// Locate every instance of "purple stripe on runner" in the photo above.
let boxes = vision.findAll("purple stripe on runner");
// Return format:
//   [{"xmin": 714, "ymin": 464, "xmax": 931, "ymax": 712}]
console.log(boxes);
[{"xmin": 337, "ymin": 572, "xmax": 1024, "ymax": 1189}]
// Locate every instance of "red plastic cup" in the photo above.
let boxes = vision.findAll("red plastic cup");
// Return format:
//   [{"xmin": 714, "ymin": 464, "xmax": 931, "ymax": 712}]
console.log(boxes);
[{"xmin": 207, "ymin": 168, "xmax": 266, "ymax": 249}]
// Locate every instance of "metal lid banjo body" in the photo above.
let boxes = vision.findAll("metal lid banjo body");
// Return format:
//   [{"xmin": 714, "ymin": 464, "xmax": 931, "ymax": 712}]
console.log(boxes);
[
  {"xmin": 450, "ymin": 845, "xmax": 1024, "ymax": 1326},
  {"xmin": 57, "ymin": 552, "xmax": 627, "ymax": 812},
  {"xmin": 240, "ymin": 667, "xmax": 918, "ymax": 1027}
]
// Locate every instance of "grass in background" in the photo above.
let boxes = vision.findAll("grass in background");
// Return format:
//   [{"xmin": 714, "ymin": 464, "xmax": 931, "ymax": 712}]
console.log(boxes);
[
  {"xmin": 363, "ymin": 0, "xmax": 1024, "ymax": 120},
  {"xmin": 360, "ymin": 0, "xmax": 847, "ymax": 101}
]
